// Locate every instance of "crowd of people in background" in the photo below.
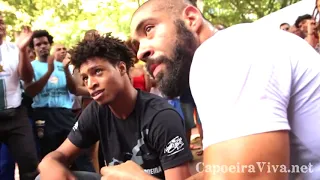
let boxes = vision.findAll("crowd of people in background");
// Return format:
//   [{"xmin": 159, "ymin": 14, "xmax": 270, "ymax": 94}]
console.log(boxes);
[
  {"xmin": 280, "ymin": 14, "xmax": 320, "ymax": 52},
  {"xmin": 1, "ymin": 0, "xmax": 320, "ymax": 179}
]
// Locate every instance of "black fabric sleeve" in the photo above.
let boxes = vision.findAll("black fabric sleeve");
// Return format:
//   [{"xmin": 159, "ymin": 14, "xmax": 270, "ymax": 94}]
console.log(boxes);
[
  {"xmin": 67, "ymin": 102, "xmax": 100, "ymax": 149},
  {"xmin": 149, "ymin": 109, "xmax": 193, "ymax": 170}
]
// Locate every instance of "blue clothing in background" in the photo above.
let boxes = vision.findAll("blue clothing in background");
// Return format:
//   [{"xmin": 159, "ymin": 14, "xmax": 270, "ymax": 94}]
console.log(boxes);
[
  {"xmin": 31, "ymin": 60, "xmax": 73, "ymax": 109},
  {"xmin": 0, "ymin": 144, "xmax": 14, "ymax": 180},
  {"xmin": 167, "ymin": 98, "xmax": 185, "ymax": 120}
]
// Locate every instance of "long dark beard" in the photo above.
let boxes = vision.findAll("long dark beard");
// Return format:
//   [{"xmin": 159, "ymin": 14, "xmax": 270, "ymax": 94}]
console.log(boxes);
[{"xmin": 158, "ymin": 20, "xmax": 198, "ymax": 98}]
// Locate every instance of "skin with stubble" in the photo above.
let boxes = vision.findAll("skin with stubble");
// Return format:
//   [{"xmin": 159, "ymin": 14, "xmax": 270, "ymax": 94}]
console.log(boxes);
[{"xmin": 130, "ymin": 0, "xmax": 200, "ymax": 98}]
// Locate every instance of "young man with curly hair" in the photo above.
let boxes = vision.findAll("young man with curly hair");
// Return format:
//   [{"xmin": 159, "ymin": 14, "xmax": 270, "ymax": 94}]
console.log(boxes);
[
  {"xmin": 25, "ymin": 30, "xmax": 78, "ymax": 159},
  {"xmin": 36, "ymin": 34, "xmax": 192, "ymax": 180}
]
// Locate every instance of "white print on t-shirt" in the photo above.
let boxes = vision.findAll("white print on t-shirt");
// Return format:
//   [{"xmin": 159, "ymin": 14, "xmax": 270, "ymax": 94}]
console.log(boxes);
[
  {"xmin": 144, "ymin": 166, "xmax": 163, "ymax": 175},
  {"xmin": 164, "ymin": 136, "xmax": 184, "ymax": 156},
  {"xmin": 72, "ymin": 121, "xmax": 78, "ymax": 131},
  {"xmin": 49, "ymin": 76, "xmax": 58, "ymax": 84}
]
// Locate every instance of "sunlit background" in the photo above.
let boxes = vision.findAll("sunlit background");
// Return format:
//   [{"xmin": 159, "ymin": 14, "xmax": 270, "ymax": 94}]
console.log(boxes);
[{"xmin": 1, "ymin": 0, "xmax": 314, "ymax": 48}]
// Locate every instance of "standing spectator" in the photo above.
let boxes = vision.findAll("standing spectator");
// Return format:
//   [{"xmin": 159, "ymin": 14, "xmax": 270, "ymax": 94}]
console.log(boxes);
[
  {"xmin": 280, "ymin": 23, "xmax": 290, "ymax": 31},
  {"xmin": 0, "ymin": 13, "xmax": 39, "ymax": 180}
]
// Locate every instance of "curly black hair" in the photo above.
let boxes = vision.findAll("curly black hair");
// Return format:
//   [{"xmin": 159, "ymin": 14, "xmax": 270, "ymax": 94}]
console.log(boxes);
[
  {"xmin": 70, "ymin": 33, "xmax": 135, "ymax": 72},
  {"xmin": 29, "ymin": 30, "xmax": 54, "ymax": 48}
]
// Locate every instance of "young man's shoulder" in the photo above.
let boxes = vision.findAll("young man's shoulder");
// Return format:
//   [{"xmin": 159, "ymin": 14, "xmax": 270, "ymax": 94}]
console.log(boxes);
[
  {"xmin": 139, "ymin": 90, "xmax": 174, "ymax": 111},
  {"xmin": 138, "ymin": 91, "xmax": 179, "ymax": 121}
]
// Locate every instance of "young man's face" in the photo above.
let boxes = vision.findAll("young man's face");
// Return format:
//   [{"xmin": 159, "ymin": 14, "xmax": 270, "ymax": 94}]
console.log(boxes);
[
  {"xmin": 79, "ymin": 57, "xmax": 125, "ymax": 105},
  {"xmin": 130, "ymin": 5, "xmax": 200, "ymax": 98},
  {"xmin": 33, "ymin": 36, "xmax": 51, "ymax": 58}
]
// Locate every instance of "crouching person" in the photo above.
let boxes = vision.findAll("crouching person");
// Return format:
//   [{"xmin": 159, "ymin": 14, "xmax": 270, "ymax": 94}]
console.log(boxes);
[{"xmin": 36, "ymin": 34, "xmax": 192, "ymax": 180}]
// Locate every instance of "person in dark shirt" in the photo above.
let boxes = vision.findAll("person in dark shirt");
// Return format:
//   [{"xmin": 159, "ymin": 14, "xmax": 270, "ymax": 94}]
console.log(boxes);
[{"xmin": 36, "ymin": 34, "xmax": 192, "ymax": 180}]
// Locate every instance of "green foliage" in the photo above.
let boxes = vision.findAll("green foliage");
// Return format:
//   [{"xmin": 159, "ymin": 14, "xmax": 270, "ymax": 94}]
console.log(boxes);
[
  {"xmin": 203, "ymin": 0, "xmax": 301, "ymax": 27},
  {"xmin": 1, "ymin": 0, "xmax": 300, "ymax": 48},
  {"xmin": 1, "ymin": 0, "xmax": 142, "ymax": 48}
]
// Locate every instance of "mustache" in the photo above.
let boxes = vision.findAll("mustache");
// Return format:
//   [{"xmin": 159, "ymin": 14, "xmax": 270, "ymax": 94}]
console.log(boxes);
[{"xmin": 145, "ymin": 56, "xmax": 172, "ymax": 75}]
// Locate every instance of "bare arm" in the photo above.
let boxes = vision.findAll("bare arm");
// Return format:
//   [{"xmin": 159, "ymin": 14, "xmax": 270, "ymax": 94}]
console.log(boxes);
[
  {"xmin": 15, "ymin": 26, "xmax": 34, "ymax": 83},
  {"xmin": 164, "ymin": 163, "xmax": 191, "ymax": 180},
  {"xmin": 305, "ymin": 19, "xmax": 318, "ymax": 48},
  {"xmin": 101, "ymin": 161, "xmax": 159, "ymax": 180},
  {"xmin": 24, "ymin": 57, "xmax": 54, "ymax": 97},
  {"xmin": 18, "ymin": 48, "xmax": 34, "ymax": 83},
  {"xmin": 90, "ymin": 141, "xmax": 100, "ymax": 173},
  {"xmin": 186, "ymin": 172, "xmax": 204, "ymax": 180},
  {"xmin": 64, "ymin": 66, "xmax": 77, "ymax": 95},
  {"xmin": 101, "ymin": 162, "xmax": 190, "ymax": 180},
  {"xmin": 203, "ymin": 131, "xmax": 289, "ymax": 180},
  {"xmin": 40, "ymin": 139, "xmax": 82, "ymax": 168}
]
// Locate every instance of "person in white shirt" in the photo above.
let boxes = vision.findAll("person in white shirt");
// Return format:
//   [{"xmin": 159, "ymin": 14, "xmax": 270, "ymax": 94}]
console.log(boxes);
[
  {"xmin": 0, "ymin": 14, "xmax": 39, "ymax": 180},
  {"xmin": 99, "ymin": 0, "xmax": 320, "ymax": 180}
]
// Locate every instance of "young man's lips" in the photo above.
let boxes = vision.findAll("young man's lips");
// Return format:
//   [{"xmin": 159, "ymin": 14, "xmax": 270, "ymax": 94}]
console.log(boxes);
[{"xmin": 91, "ymin": 89, "xmax": 104, "ymax": 98}]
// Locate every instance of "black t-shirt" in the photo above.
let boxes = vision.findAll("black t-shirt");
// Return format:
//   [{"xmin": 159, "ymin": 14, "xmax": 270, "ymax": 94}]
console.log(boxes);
[{"xmin": 68, "ymin": 90, "xmax": 193, "ymax": 179}]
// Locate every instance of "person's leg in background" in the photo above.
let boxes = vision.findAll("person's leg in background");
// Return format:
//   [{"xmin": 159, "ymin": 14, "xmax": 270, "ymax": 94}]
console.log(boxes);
[
  {"xmin": 29, "ymin": 118, "xmax": 41, "ymax": 159},
  {"xmin": 6, "ymin": 106, "xmax": 39, "ymax": 180},
  {"xmin": 0, "ymin": 143, "xmax": 15, "ymax": 180}
]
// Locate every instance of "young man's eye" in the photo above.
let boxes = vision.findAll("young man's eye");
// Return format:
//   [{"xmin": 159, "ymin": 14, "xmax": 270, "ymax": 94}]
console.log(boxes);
[
  {"xmin": 144, "ymin": 25, "xmax": 154, "ymax": 34},
  {"xmin": 95, "ymin": 69, "xmax": 102, "ymax": 74}
]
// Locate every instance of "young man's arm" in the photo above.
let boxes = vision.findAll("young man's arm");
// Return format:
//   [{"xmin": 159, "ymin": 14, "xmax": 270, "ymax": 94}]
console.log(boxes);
[
  {"xmin": 149, "ymin": 109, "xmax": 192, "ymax": 180},
  {"xmin": 15, "ymin": 27, "xmax": 34, "ymax": 83},
  {"xmin": 24, "ymin": 56, "xmax": 54, "ymax": 97},
  {"xmin": 62, "ymin": 59, "xmax": 77, "ymax": 94},
  {"xmin": 18, "ymin": 48, "xmax": 34, "ymax": 83},
  {"xmin": 39, "ymin": 102, "xmax": 100, "ymax": 179},
  {"xmin": 101, "ymin": 161, "xmax": 158, "ymax": 180},
  {"xmin": 38, "ymin": 139, "xmax": 82, "ymax": 179}
]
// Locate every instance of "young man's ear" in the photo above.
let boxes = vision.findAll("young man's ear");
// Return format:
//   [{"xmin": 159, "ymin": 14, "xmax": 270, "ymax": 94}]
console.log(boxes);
[{"xmin": 118, "ymin": 61, "xmax": 127, "ymax": 76}]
